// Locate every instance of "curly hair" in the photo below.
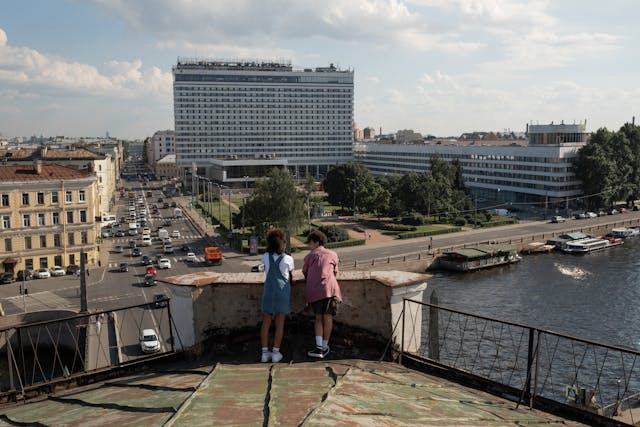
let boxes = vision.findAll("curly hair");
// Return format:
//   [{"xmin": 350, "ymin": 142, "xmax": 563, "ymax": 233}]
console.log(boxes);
[
  {"xmin": 306, "ymin": 229, "xmax": 327, "ymax": 246},
  {"xmin": 266, "ymin": 228, "xmax": 286, "ymax": 254}
]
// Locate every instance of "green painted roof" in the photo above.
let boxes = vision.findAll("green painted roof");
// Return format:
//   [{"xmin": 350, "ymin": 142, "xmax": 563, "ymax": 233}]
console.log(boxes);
[{"xmin": 443, "ymin": 244, "xmax": 516, "ymax": 259}]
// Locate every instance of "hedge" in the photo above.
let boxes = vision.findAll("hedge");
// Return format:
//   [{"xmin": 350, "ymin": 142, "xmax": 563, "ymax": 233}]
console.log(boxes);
[
  {"xmin": 325, "ymin": 239, "xmax": 365, "ymax": 249},
  {"xmin": 397, "ymin": 227, "xmax": 462, "ymax": 239}
]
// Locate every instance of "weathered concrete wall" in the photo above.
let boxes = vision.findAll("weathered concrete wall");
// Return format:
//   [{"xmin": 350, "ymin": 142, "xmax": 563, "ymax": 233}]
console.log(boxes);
[{"xmin": 162, "ymin": 270, "xmax": 430, "ymax": 354}]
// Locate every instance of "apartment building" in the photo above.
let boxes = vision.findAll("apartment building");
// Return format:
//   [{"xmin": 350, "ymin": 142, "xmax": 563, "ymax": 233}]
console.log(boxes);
[
  {"xmin": 172, "ymin": 59, "xmax": 354, "ymax": 185},
  {"xmin": 146, "ymin": 130, "xmax": 175, "ymax": 169},
  {"xmin": 0, "ymin": 163, "xmax": 98, "ymax": 273},
  {"xmin": 354, "ymin": 122, "xmax": 589, "ymax": 209},
  {"xmin": 156, "ymin": 154, "xmax": 177, "ymax": 180}
]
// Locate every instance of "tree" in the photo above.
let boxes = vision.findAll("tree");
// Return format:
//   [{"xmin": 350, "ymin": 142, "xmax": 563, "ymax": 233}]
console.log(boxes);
[
  {"xmin": 240, "ymin": 168, "xmax": 306, "ymax": 239},
  {"xmin": 324, "ymin": 162, "xmax": 377, "ymax": 213},
  {"xmin": 573, "ymin": 129, "xmax": 616, "ymax": 209}
]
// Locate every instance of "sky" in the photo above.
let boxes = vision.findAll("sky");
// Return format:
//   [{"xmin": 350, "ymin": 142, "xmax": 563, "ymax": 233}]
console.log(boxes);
[{"xmin": 1, "ymin": 0, "xmax": 639, "ymax": 140}]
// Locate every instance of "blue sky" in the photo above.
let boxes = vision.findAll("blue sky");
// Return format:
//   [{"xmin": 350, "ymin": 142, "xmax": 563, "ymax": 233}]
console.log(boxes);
[{"xmin": 1, "ymin": 0, "xmax": 639, "ymax": 140}]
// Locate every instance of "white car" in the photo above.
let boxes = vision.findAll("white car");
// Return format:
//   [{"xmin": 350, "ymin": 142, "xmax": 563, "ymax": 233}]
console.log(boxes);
[
  {"xmin": 172, "ymin": 230, "xmax": 181, "ymax": 238},
  {"xmin": 158, "ymin": 258, "xmax": 171, "ymax": 269},
  {"xmin": 35, "ymin": 268, "xmax": 51, "ymax": 279},
  {"xmin": 140, "ymin": 328, "xmax": 160, "ymax": 353},
  {"xmin": 141, "ymin": 236, "xmax": 152, "ymax": 246},
  {"xmin": 142, "ymin": 227, "xmax": 151, "ymax": 235},
  {"xmin": 51, "ymin": 266, "xmax": 66, "ymax": 276},
  {"xmin": 185, "ymin": 252, "xmax": 197, "ymax": 262}
]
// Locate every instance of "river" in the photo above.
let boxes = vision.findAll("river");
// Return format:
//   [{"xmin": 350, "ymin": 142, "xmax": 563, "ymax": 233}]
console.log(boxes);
[{"xmin": 428, "ymin": 237, "xmax": 640, "ymax": 350}]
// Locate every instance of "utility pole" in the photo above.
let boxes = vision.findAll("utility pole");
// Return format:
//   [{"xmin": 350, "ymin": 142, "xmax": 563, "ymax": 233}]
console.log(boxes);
[{"xmin": 80, "ymin": 248, "xmax": 88, "ymax": 314}]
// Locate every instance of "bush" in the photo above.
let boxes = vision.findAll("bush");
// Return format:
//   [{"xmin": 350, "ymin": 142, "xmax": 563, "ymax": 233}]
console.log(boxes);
[
  {"xmin": 326, "ymin": 239, "xmax": 365, "ymax": 249},
  {"xmin": 453, "ymin": 217, "xmax": 466, "ymax": 226},
  {"xmin": 381, "ymin": 223, "xmax": 417, "ymax": 232},
  {"xmin": 401, "ymin": 213, "xmax": 426, "ymax": 226},
  {"xmin": 317, "ymin": 225, "xmax": 349, "ymax": 242}
]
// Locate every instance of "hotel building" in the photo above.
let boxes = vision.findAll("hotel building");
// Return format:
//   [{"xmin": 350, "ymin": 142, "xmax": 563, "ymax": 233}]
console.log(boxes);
[{"xmin": 172, "ymin": 59, "xmax": 354, "ymax": 185}]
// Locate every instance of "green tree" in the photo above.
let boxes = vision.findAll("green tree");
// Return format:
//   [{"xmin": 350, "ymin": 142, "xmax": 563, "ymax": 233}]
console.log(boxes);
[
  {"xmin": 324, "ymin": 162, "xmax": 377, "ymax": 213},
  {"xmin": 240, "ymin": 168, "xmax": 306, "ymax": 239},
  {"xmin": 573, "ymin": 129, "xmax": 616, "ymax": 209}
]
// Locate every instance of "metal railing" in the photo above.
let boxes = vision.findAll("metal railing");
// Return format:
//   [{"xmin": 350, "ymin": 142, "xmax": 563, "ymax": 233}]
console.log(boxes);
[
  {"xmin": 0, "ymin": 297, "xmax": 179, "ymax": 401},
  {"xmin": 399, "ymin": 298, "xmax": 640, "ymax": 424}
]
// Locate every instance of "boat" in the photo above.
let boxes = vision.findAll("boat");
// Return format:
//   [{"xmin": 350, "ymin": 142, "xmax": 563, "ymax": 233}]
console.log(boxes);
[
  {"xmin": 562, "ymin": 237, "xmax": 623, "ymax": 254},
  {"xmin": 436, "ymin": 244, "xmax": 521, "ymax": 272},
  {"xmin": 609, "ymin": 227, "xmax": 640, "ymax": 238},
  {"xmin": 521, "ymin": 242, "xmax": 556, "ymax": 254}
]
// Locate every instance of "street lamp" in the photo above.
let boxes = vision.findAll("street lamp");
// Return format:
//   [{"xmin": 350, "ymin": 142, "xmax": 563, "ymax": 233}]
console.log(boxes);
[{"xmin": 242, "ymin": 176, "xmax": 249, "ymax": 234}]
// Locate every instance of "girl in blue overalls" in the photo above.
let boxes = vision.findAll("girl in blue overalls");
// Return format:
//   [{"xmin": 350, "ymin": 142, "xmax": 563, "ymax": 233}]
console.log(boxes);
[{"xmin": 260, "ymin": 228, "xmax": 294, "ymax": 363}]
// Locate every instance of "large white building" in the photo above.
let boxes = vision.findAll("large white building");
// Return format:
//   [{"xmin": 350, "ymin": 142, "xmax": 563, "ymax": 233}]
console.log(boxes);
[
  {"xmin": 146, "ymin": 130, "xmax": 175, "ymax": 170},
  {"xmin": 354, "ymin": 122, "xmax": 589, "ymax": 211},
  {"xmin": 172, "ymin": 59, "xmax": 354, "ymax": 185}
]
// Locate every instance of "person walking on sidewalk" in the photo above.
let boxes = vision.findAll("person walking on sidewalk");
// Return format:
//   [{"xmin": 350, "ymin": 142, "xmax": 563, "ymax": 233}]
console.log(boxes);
[
  {"xmin": 260, "ymin": 228, "xmax": 294, "ymax": 363},
  {"xmin": 303, "ymin": 230, "xmax": 342, "ymax": 359}
]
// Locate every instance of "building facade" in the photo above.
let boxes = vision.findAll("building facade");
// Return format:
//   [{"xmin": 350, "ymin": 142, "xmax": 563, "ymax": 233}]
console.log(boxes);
[
  {"xmin": 0, "ymin": 163, "xmax": 98, "ymax": 274},
  {"xmin": 354, "ymin": 122, "xmax": 589, "ymax": 210},
  {"xmin": 172, "ymin": 59, "xmax": 354, "ymax": 185},
  {"xmin": 146, "ymin": 130, "xmax": 175, "ymax": 170},
  {"xmin": 156, "ymin": 154, "xmax": 177, "ymax": 180}
]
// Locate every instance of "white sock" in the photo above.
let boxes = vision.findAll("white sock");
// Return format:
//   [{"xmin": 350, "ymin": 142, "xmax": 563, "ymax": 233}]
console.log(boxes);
[
  {"xmin": 272, "ymin": 347, "xmax": 280, "ymax": 354},
  {"xmin": 262, "ymin": 347, "xmax": 269, "ymax": 353},
  {"xmin": 322, "ymin": 340, "xmax": 329, "ymax": 349},
  {"xmin": 315, "ymin": 335, "xmax": 323, "ymax": 348}
]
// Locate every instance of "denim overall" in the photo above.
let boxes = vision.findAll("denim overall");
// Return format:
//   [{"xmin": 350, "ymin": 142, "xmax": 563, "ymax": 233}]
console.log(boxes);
[{"xmin": 261, "ymin": 253, "xmax": 290, "ymax": 314}]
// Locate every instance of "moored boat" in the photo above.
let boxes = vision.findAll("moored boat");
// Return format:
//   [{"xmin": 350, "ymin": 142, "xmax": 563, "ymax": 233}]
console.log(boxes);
[
  {"xmin": 436, "ymin": 244, "xmax": 521, "ymax": 272},
  {"xmin": 562, "ymin": 237, "xmax": 623, "ymax": 254},
  {"xmin": 609, "ymin": 227, "xmax": 640, "ymax": 238}
]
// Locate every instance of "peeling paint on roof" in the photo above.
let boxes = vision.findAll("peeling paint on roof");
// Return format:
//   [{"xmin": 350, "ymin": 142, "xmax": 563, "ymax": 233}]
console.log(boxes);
[{"xmin": 0, "ymin": 164, "xmax": 93, "ymax": 182}]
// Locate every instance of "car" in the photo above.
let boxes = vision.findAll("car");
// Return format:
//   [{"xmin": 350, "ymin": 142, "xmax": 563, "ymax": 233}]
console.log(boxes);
[
  {"xmin": 140, "ymin": 328, "xmax": 160, "ymax": 354},
  {"xmin": 102, "ymin": 230, "xmax": 111, "ymax": 238},
  {"xmin": 185, "ymin": 252, "xmax": 197, "ymax": 262},
  {"xmin": 172, "ymin": 230, "xmax": 181, "ymax": 238},
  {"xmin": 251, "ymin": 263, "xmax": 265, "ymax": 272},
  {"xmin": 153, "ymin": 293, "xmax": 168, "ymax": 308},
  {"xmin": 141, "ymin": 236, "xmax": 152, "ymax": 246},
  {"xmin": 158, "ymin": 258, "xmax": 171, "ymax": 269},
  {"xmin": 163, "ymin": 203, "xmax": 169, "ymax": 209},
  {"xmin": 146, "ymin": 265, "xmax": 157, "ymax": 275},
  {"xmin": 119, "ymin": 262, "xmax": 129, "ymax": 272},
  {"xmin": 143, "ymin": 273, "xmax": 156, "ymax": 286},
  {"xmin": 574, "ymin": 213, "xmax": 588, "ymax": 220},
  {"xmin": 141, "ymin": 255, "xmax": 152, "ymax": 265},
  {"xmin": 132, "ymin": 247, "xmax": 142, "ymax": 257},
  {"xmin": 65, "ymin": 265, "xmax": 79, "ymax": 275},
  {"xmin": 128, "ymin": 229, "xmax": 138, "ymax": 236},
  {"xmin": 114, "ymin": 245, "xmax": 124, "ymax": 253},
  {"xmin": 17, "ymin": 269, "xmax": 33, "ymax": 281},
  {"xmin": 162, "ymin": 237, "xmax": 172, "ymax": 244},
  {"xmin": 586, "ymin": 212, "xmax": 598, "ymax": 218},
  {"xmin": 170, "ymin": 201, "xmax": 177, "ymax": 208},
  {"xmin": 1, "ymin": 272, "xmax": 15, "ymax": 284},
  {"xmin": 35, "ymin": 268, "xmax": 51, "ymax": 279},
  {"xmin": 158, "ymin": 197, "xmax": 163, "ymax": 203},
  {"xmin": 50, "ymin": 266, "xmax": 66, "ymax": 276},
  {"xmin": 550, "ymin": 216, "xmax": 566, "ymax": 223},
  {"xmin": 116, "ymin": 230, "xmax": 126, "ymax": 237},
  {"xmin": 608, "ymin": 209, "xmax": 619, "ymax": 215},
  {"xmin": 163, "ymin": 245, "xmax": 174, "ymax": 254},
  {"xmin": 142, "ymin": 227, "xmax": 151, "ymax": 235},
  {"xmin": 181, "ymin": 244, "xmax": 191, "ymax": 252},
  {"xmin": 129, "ymin": 240, "xmax": 137, "ymax": 248},
  {"xmin": 163, "ymin": 219, "xmax": 171, "ymax": 226}
]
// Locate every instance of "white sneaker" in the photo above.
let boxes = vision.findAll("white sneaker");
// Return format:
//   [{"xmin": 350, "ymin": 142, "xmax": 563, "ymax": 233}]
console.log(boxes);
[
  {"xmin": 261, "ymin": 351, "xmax": 271, "ymax": 363},
  {"xmin": 271, "ymin": 351, "xmax": 283, "ymax": 363}
]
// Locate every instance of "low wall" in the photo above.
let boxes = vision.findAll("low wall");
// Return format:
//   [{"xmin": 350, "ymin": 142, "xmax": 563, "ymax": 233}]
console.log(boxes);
[{"xmin": 160, "ymin": 270, "xmax": 430, "ymax": 354}]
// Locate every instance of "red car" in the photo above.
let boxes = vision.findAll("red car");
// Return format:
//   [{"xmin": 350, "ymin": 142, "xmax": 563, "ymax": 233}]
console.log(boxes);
[{"xmin": 146, "ymin": 265, "xmax": 157, "ymax": 276}]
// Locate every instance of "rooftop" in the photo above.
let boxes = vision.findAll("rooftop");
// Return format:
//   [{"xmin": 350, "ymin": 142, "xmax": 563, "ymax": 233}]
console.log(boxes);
[{"xmin": 0, "ymin": 164, "xmax": 93, "ymax": 182}]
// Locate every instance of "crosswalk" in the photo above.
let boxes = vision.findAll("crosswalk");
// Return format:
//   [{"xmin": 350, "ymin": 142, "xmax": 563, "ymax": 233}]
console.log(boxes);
[
  {"xmin": 109, "ymin": 235, "xmax": 200, "ymax": 244},
  {"xmin": 106, "ymin": 255, "xmax": 205, "ymax": 268},
  {"xmin": 1, "ymin": 290, "xmax": 141, "ymax": 313}
]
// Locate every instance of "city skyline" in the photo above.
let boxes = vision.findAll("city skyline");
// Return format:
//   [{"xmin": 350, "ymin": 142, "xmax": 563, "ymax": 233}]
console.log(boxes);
[{"xmin": 1, "ymin": 1, "xmax": 639, "ymax": 140}]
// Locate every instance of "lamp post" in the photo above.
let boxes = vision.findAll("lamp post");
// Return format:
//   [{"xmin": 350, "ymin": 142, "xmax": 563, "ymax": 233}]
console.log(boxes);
[{"xmin": 242, "ymin": 176, "xmax": 249, "ymax": 234}]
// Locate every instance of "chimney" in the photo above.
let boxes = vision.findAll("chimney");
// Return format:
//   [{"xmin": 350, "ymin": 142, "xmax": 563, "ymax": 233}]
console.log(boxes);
[
  {"xmin": 34, "ymin": 159, "xmax": 42, "ymax": 175},
  {"xmin": 40, "ymin": 146, "xmax": 48, "ymax": 158}
]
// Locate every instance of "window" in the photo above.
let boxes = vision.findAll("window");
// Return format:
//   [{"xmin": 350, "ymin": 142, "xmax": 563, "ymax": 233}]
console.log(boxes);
[
  {"xmin": 1, "ymin": 194, "xmax": 8, "ymax": 207},
  {"xmin": 68, "ymin": 233, "xmax": 75, "ymax": 246},
  {"xmin": 25, "ymin": 236, "xmax": 32, "ymax": 249},
  {"xmin": 25, "ymin": 258, "xmax": 33, "ymax": 270},
  {"xmin": 65, "ymin": 191, "xmax": 72, "ymax": 203},
  {"xmin": 80, "ymin": 210, "xmax": 87, "ymax": 223},
  {"xmin": 4, "ymin": 238, "xmax": 11, "ymax": 252},
  {"xmin": 22, "ymin": 193, "xmax": 29, "ymax": 205},
  {"xmin": 39, "ymin": 257, "xmax": 48, "ymax": 269},
  {"xmin": 2, "ymin": 215, "xmax": 9, "ymax": 229},
  {"xmin": 66, "ymin": 211, "xmax": 73, "ymax": 224},
  {"xmin": 39, "ymin": 235, "xmax": 47, "ymax": 248},
  {"xmin": 69, "ymin": 254, "xmax": 75, "ymax": 265},
  {"xmin": 37, "ymin": 192, "xmax": 45, "ymax": 204},
  {"xmin": 52, "ymin": 212, "xmax": 60, "ymax": 225},
  {"xmin": 53, "ymin": 234, "xmax": 61, "ymax": 247},
  {"xmin": 51, "ymin": 192, "xmax": 59, "ymax": 204},
  {"xmin": 37, "ymin": 213, "xmax": 45, "ymax": 226},
  {"xmin": 79, "ymin": 190, "xmax": 86, "ymax": 202},
  {"xmin": 81, "ymin": 231, "xmax": 88, "ymax": 244},
  {"xmin": 22, "ymin": 214, "xmax": 30, "ymax": 227},
  {"xmin": 54, "ymin": 255, "xmax": 62, "ymax": 267}
]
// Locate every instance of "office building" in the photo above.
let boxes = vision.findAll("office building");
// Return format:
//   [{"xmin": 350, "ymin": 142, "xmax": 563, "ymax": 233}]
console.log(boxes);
[{"xmin": 172, "ymin": 59, "xmax": 354, "ymax": 185}]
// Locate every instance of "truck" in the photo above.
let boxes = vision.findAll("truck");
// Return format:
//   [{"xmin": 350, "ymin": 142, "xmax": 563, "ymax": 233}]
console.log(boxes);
[
  {"xmin": 203, "ymin": 247, "xmax": 223, "ymax": 266},
  {"xmin": 174, "ymin": 207, "xmax": 182, "ymax": 218}
]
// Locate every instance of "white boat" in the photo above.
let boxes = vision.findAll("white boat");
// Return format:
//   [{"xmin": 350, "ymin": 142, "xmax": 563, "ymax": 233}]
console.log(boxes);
[
  {"xmin": 563, "ymin": 237, "xmax": 622, "ymax": 254},
  {"xmin": 609, "ymin": 227, "xmax": 640, "ymax": 238}
]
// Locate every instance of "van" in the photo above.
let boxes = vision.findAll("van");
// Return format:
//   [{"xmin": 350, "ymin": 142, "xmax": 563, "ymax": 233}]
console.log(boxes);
[{"xmin": 158, "ymin": 229, "xmax": 169, "ymax": 240}]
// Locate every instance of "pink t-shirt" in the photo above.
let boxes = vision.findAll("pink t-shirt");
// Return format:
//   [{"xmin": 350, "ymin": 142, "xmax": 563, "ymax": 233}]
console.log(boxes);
[{"xmin": 302, "ymin": 245, "xmax": 342, "ymax": 303}]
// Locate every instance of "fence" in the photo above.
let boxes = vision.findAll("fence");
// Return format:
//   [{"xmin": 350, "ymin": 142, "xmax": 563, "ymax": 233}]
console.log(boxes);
[
  {"xmin": 0, "ymin": 297, "xmax": 179, "ymax": 402},
  {"xmin": 398, "ymin": 298, "xmax": 640, "ymax": 424}
]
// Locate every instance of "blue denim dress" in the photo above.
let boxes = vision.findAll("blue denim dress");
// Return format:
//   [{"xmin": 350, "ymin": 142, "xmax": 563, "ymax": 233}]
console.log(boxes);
[{"xmin": 261, "ymin": 253, "xmax": 291, "ymax": 314}]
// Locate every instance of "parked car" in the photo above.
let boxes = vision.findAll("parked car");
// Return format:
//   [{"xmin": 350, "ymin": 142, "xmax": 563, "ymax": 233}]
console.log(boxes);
[
  {"xmin": 153, "ymin": 293, "xmax": 168, "ymax": 308},
  {"xmin": 141, "ymin": 236, "xmax": 152, "ymax": 246},
  {"xmin": 132, "ymin": 247, "xmax": 142, "ymax": 257},
  {"xmin": 116, "ymin": 230, "xmax": 126, "ymax": 237},
  {"xmin": 140, "ymin": 328, "xmax": 160, "ymax": 354},
  {"xmin": 144, "ymin": 273, "xmax": 156, "ymax": 287},
  {"xmin": 163, "ymin": 219, "xmax": 171, "ymax": 226},
  {"xmin": 586, "ymin": 212, "xmax": 598, "ymax": 218},
  {"xmin": 251, "ymin": 263, "xmax": 265, "ymax": 272},
  {"xmin": 550, "ymin": 215, "xmax": 566, "ymax": 223},
  {"xmin": 66, "ymin": 265, "xmax": 80, "ymax": 275},
  {"xmin": 50, "ymin": 266, "xmax": 66, "ymax": 277},
  {"xmin": 163, "ymin": 245, "xmax": 174, "ymax": 254},
  {"xmin": 114, "ymin": 245, "xmax": 124, "ymax": 253},
  {"xmin": 158, "ymin": 258, "xmax": 171, "ymax": 269},
  {"xmin": 17, "ymin": 269, "xmax": 33, "ymax": 281},
  {"xmin": 1, "ymin": 272, "xmax": 15, "ymax": 284},
  {"xmin": 35, "ymin": 268, "xmax": 51, "ymax": 279},
  {"xmin": 185, "ymin": 252, "xmax": 197, "ymax": 262},
  {"xmin": 172, "ymin": 230, "xmax": 181, "ymax": 238},
  {"xmin": 102, "ymin": 230, "xmax": 111, "ymax": 238},
  {"xmin": 119, "ymin": 262, "xmax": 129, "ymax": 272}
]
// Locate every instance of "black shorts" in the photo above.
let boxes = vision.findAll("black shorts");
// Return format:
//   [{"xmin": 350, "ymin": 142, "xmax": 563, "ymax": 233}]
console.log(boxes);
[{"xmin": 311, "ymin": 297, "xmax": 339, "ymax": 316}]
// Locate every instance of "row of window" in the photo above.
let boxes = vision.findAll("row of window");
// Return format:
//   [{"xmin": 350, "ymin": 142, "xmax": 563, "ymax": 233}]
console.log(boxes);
[
  {"xmin": 3, "ymin": 231, "xmax": 89, "ymax": 251},
  {"xmin": 23, "ymin": 253, "xmax": 86, "ymax": 270},
  {"xmin": 0, "ymin": 190, "xmax": 86, "ymax": 207},
  {"xmin": 1, "ymin": 210, "xmax": 89, "ymax": 228}
]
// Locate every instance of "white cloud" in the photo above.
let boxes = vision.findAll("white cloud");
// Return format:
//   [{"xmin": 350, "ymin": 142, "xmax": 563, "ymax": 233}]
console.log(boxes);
[
  {"xmin": 0, "ymin": 29, "xmax": 7, "ymax": 47},
  {"xmin": 366, "ymin": 76, "xmax": 381, "ymax": 83}
]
